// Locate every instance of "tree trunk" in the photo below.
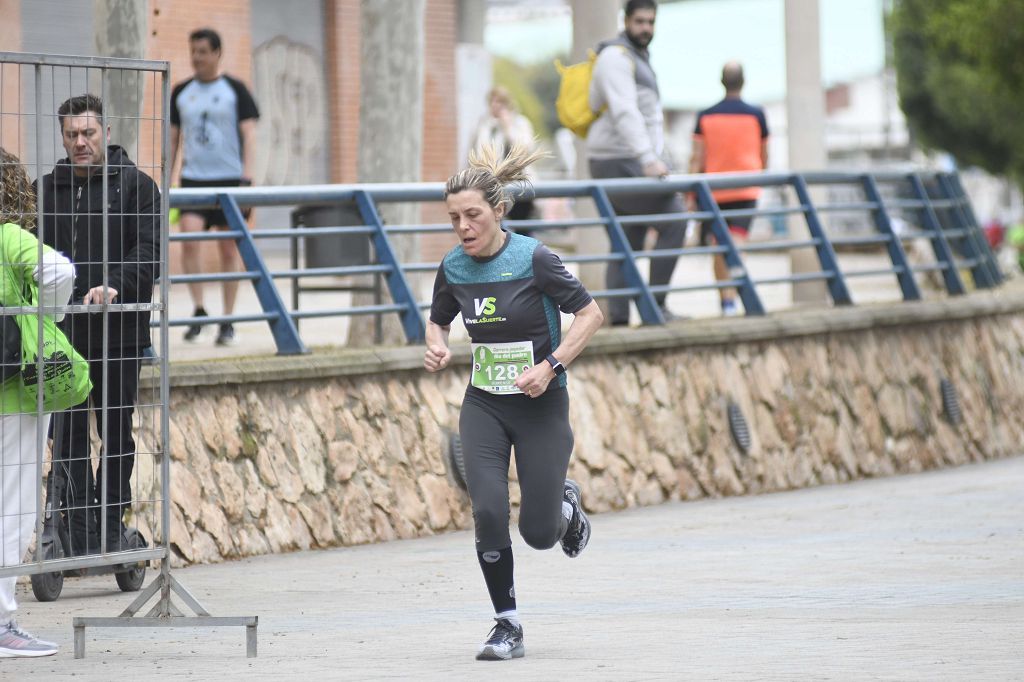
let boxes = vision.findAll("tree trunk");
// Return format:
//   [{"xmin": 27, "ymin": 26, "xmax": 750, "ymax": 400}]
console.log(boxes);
[
  {"xmin": 93, "ymin": 0, "xmax": 147, "ymax": 154},
  {"xmin": 784, "ymin": 0, "xmax": 830, "ymax": 305},
  {"xmin": 351, "ymin": 0, "xmax": 425, "ymax": 346}
]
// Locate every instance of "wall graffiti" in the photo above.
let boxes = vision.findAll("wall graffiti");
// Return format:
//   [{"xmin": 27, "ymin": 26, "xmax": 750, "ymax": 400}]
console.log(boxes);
[{"xmin": 251, "ymin": 37, "xmax": 328, "ymax": 186}]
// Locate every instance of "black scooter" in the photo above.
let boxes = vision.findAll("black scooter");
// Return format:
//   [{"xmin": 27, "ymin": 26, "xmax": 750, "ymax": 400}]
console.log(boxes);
[{"xmin": 31, "ymin": 412, "xmax": 148, "ymax": 602}]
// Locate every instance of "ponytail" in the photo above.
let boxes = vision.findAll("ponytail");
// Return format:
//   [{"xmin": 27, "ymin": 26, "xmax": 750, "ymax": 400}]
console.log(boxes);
[{"xmin": 445, "ymin": 141, "xmax": 547, "ymax": 214}]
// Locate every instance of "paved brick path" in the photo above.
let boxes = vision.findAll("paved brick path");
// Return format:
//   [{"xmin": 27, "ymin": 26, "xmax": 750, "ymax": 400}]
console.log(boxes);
[{"xmin": 10, "ymin": 456, "xmax": 1023, "ymax": 680}]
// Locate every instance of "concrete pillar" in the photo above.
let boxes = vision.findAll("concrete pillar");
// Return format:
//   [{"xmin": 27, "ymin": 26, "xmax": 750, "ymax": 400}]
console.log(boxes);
[
  {"xmin": 354, "ymin": 0, "xmax": 425, "ymax": 345},
  {"xmin": 456, "ymin": 0, "xmax": 491, "ymax": 166},
  {"xmin": 784, "ymin": 0, "xmax": 829, "ymax": 304},
  {"xmin": 93, "ymin": 0, "xmax": 147, "ymax": 155},
  {"xmin": 570, "ymin": 0, "xmax": 619, "ymax": 177},
  {"xmin": 457, "ymin": 0, "xmax": 485, "ymax": 43},
  {"xmin": 570, "ymin": 0, "xmax": 619, "ymax": 296},
  {"xmin": 570, "ymin": 0, "xmax": 619, "ymax": 62}
]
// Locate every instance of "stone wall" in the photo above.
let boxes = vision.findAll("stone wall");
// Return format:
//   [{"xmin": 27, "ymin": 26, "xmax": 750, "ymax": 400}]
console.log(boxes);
[{"xmin": 138, "ymin": 292, "xmax": 1024, "ymax": 565}]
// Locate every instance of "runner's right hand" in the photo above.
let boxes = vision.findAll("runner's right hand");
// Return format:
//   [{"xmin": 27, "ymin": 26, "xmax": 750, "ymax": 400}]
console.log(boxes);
[{"xmin": 424, "ymin": 344, "xmax": 452, "ymax": 372}]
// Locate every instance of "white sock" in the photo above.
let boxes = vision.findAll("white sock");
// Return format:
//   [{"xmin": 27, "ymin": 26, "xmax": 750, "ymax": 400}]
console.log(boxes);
[{"xmin": 495, "ymin": 610, "xmax": 520, "ymax": 627}]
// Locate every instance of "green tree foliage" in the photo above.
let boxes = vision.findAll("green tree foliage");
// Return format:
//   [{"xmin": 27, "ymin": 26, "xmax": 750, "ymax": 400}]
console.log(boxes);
[
  {"xmin": 891, "ymin": 0, "xmax": 1024, "ymax": 183},
  {"xmin": 523, "ymin": 57, "xmax": 564, "ymax": 137},
  {"xmin": 492, "ymin": 56, "xmax": 565, "ymax": 139}
]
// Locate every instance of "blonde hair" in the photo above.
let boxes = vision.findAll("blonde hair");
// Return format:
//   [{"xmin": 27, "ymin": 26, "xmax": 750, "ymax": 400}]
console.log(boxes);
[
  {"xmin": 445, "ymin": 141, "xmax": 546, "ymax": 215},
  {"xmin": 0, "ymin": 147, "xmax": 36, "ymax": 231},
  {"xmin": 487, "ymin": 86, "xmax": 514, "ymax": 110}
]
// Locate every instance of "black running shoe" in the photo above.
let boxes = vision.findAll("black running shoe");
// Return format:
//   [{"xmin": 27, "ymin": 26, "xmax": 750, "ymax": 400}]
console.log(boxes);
[
  {"xmin": 183, "ymin": 308, "xmax": 208, "ymax": 342},
  {"xmin": 475, "ymin": 618, "xmax": 524, "ymax": 661},
  {"xmin": 561, "ymin": 479, "xmax": 591, "ymax": 558},
  {"xmin": 215, "ymin": 323, "xmax": 237, "ymax": 346}
]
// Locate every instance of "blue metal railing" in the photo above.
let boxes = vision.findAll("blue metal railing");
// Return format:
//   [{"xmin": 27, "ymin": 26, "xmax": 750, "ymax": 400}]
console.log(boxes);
[{"xmin": 166, "ymin": 170, "xmax": 1002, "ymax": 355}]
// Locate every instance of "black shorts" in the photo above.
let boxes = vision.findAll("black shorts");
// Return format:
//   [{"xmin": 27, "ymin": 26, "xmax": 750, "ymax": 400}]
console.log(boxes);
[
  {"xmin": 180, "ymin": 177, "xmax": 252, "ymax": 229},
  {"xmin": 700, "ymin": 199, "xmax": 756, "ymax": 246}
]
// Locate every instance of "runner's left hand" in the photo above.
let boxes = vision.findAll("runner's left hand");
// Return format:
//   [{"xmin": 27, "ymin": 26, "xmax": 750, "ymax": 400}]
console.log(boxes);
[{"xmin": 514, "ymin": 362, "xmax": 554, "ymax": 398}]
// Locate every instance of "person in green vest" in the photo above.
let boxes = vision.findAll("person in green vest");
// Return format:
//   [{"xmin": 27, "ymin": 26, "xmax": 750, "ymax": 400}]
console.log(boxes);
[
  {"xmin": 1007, "ymin": 222, "xmax": 1024, "ymax": 274},
  {"xmin": 0, "ymin": 147, "xmax": 75, "ymax": 657}
]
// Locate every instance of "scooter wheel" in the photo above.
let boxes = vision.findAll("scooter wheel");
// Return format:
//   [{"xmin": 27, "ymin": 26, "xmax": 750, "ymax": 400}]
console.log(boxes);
[
  {"xmin": 30, "ymin": 537, "xmax": 65, "ymax": 602},
  {"xmin": 114, "ymin": 528, "xmax": 147, "ymax": 592}
]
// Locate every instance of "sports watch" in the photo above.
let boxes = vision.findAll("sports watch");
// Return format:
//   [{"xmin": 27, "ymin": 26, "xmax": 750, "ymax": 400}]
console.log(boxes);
[{"xmin": 545, "ymin": 354, "xmax": 566, "ymax": 376}]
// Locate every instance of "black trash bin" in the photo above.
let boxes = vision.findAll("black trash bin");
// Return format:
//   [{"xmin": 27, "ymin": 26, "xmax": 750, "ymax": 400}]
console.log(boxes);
[
  {"xmin": 291, "ymin": 203, "xmax": 371, "ymax": 268},
  {"xmin": 289, "ymin": 203, "xmax": 379, "ymax": 336}
]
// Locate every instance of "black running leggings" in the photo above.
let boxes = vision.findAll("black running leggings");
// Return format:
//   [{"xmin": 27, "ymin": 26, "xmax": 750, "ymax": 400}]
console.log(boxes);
[{"xmin": 460, "ymin": 385, "xmax": 573, "ymax": 553}]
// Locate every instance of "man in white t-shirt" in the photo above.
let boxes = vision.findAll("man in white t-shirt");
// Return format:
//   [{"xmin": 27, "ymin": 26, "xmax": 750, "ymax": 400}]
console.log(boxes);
[{"xmin": 170, "ymin": 28, "xmax": 260, "ymax": 346}]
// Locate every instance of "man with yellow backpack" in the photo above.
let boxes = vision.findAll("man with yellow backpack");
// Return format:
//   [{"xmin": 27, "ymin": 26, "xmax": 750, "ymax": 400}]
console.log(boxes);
[{"xmin": 559, "ymin": 0, "xmax": 684, "ymax": 326}]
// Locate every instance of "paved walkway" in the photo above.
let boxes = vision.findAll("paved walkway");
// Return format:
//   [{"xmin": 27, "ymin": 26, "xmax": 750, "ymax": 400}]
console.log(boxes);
[
  {"xmin": 164, "ymin": 250, "xmax": 916, "ymax": 362},
  {"xmin": 10, "ymin": 456, "xmax": 1023, "ymax": 680}
]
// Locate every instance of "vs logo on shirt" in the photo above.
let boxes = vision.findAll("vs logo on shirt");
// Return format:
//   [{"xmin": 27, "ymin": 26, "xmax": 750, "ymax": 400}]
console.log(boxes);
[
  {"xmin": 473, "ymin": 297, "xmax": 497, "ymax": 316},
  {"xmin": 466, "ymin": 296, "xmax": 505, "ymax": 325}
]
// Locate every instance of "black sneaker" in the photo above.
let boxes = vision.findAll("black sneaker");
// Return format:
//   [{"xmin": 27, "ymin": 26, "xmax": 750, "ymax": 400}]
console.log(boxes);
[
  {"xmin": 215, "ymin": 323, "xmax": 237, "ymax": 346},
  {"xmin": 561, "ymin": 479, "xmax": 591, "ymax": 558},
  {"xmin": 475, "ymin": 618, "xmax": 524, "ymax": 661},
  {"xmin": 183, "ymin": 308, "xmax": 208, "ymax": 342}
]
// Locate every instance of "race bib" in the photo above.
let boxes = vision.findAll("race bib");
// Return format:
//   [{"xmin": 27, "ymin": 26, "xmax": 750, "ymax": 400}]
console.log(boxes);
[{"xmin": 470, "ymin": 341, "xmax": 534, "ymax": 395}]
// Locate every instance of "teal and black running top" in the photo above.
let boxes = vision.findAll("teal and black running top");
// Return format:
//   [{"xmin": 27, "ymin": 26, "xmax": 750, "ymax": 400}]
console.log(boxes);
[{"xmin": 429, "ymin": 231, "xmax": 593, "ymax": 389}]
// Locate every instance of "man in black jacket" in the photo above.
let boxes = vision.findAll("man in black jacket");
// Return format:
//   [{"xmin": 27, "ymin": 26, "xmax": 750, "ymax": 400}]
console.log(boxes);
[{"xmin": 37, "ymin": 94, "xmax": 160, "ymax": 555}]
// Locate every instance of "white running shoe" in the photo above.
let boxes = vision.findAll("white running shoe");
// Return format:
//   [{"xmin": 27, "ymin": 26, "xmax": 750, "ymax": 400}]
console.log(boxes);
[
  {"xmin": 0, "ymin": 620, "xmax": 57, "ymax": 657},
  {"xmin": 476, "ymin": 618, "xmax": 524, "ymax": 661}
]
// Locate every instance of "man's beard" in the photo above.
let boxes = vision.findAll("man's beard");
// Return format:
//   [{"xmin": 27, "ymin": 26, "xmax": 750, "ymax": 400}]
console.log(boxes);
[{"xmin": 627, "ymin": 31, "xmax": 652, "ymax": 49}]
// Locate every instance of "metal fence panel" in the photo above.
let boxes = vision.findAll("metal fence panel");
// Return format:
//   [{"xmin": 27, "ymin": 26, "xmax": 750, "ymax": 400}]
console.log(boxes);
[{"xmin": 0, "ymin": 50, "xmax": 254, "ymax": 658}]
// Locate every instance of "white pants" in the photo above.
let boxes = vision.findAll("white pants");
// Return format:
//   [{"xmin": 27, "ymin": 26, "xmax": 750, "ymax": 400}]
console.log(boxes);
[{"xmin": 0, "ymin": 413, "xmax": 49, "ymax": 621}]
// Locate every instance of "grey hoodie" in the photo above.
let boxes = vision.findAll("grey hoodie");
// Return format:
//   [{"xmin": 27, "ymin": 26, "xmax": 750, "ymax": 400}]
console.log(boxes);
[{"xmin": 586, "ymin": 33, "xmax": 665, "ymax": 167}]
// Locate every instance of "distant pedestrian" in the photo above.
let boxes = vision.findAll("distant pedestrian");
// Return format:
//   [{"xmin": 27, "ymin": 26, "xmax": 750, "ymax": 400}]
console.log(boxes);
[
  {"xmin": 425, "ymin": 142, "xmax": 603, "ymax": 661},
  {"xmin": 688, "ymin": 61, "xmax": 769, "ymax": 316},
  {"xmin": 587, "ymin": 0, "xmax": 685, "ymax": 326},
  {"xmin": 1009, "ymin": 221, "xmax": 1024, "ymax": 274},
  {"xmin": 170, "ymin": 27, "xmax": 260, "ymax": 346},
  {"xmin": 471, "ymin": 87, "xmax": 539, "ymax": 236}
]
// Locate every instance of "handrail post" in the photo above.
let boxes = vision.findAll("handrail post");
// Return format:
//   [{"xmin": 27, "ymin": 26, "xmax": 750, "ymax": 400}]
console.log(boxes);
[
  {"xmin": 937, "ymin": 173, "xmax": 1001, "ymax": 288},
  {"xmin": 790, "ymin": 175, "xmax": 853, "ymax": 305},
  {"xmin": 859, "ymin": 175, "xmax": 925, "ymax": 300},
  {"xmin": 693, "ymin": 182, "xmax": 765, "ymax": 315},
  {"xmin": 949, "ymin": 172, "xmax": 1002, "ymax": 286},
  {"xmin": 218, "ymin": 194, "xmax": 309, "ymax": 355},
  {"xmin": 590, "ymin": 186, "xmax": 663, "ymax": 325},
  {"xmin": 353, "ymin": 191, "xmax": 426, "ymax": 342},
  {"xmin": 904, "ymin": 173, "xmax": 965, "ymax": 296}
]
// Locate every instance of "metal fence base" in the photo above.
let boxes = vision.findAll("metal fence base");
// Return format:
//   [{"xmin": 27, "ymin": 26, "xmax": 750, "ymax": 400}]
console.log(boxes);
[{"xmin": 72, "ymin": 570, "xmax": 257, "ymax": 659}]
